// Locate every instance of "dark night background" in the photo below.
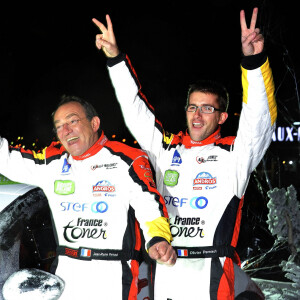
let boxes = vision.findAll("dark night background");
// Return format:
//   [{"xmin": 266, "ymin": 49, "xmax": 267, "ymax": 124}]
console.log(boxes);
[
  {"xmin": 1, "ymin": 0, "xmax": 300, "ymax": 279},
  {"xmin": 0, "ymin": 0, "xmax": 298, "ymax": 144}
]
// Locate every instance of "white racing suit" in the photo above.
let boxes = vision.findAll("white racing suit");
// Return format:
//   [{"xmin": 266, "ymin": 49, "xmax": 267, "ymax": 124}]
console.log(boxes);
[
  {"xmin": 107, "ymin": 52, "xmax": 277, "ymax": 299},
  {"xmin": 0, "ymin": 131, "xmax": 172, "ymax": 300}
]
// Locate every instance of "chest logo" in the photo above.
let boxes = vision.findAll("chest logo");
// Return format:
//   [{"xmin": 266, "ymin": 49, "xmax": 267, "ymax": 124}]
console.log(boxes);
[
  {"xmin": 93, "ymin": 180, "xmax": 115, "ymax": 193},
  {"xmin": 54, "ymin": 180, "xmax": 75, "ymax": 195},
  {"xmin": 193, "ymin": 172, "xmax": 217, "ymax": 190},
  {"xmin": 171, "ymin": 150, "xmax": 182, "ymax": 166},
  {"xmin": 164, "ymin": 170, "xmax": 179, "ymax": 187},
  {"xmin": 61, "ymin": 158, "xmax": 71, "ymax": 174}
]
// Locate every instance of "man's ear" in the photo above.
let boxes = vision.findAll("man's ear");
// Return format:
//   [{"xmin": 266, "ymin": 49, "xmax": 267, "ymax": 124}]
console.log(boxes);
[
  {"xmin": 91, "ymin": 116, "xmax": 101, "ymax": 132},
  {"xmin": 218, "ymin": 112, "xmax": 228, "ymax": 125}
]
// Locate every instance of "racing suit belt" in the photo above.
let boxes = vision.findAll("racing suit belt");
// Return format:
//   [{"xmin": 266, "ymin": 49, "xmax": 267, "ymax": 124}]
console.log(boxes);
[
  {"xmin": 173, "ymin": 245, "xmax": 235, "ymax": 259},
  {"xmin": 57, "ymin": 246, "xmax": 141, "ymax": 261}
]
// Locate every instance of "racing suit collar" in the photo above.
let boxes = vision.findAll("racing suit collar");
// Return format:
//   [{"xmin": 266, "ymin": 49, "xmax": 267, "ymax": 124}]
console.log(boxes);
[
  {"xmin": 72, "ymin": 131, "xmax": 108, "ymax": 160},
  {"xmin": 183, "ymin": 126, "xmax": 221, "ymax": 148}
]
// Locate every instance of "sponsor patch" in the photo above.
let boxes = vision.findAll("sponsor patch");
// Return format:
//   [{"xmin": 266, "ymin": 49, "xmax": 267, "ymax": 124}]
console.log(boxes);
[
  {"xmin": 91, "ymin": 163, "xmax": 118, "ymax": 170},
  {"xmin": 61, "ymin": 158, "xmax": 71, "ymax": 174},
  {"xmin": 54, "ymin": 180, "xmax": 75, "ymax": 195},
  {"xmin": 93, "ymin": 180, "xmax": 115, "ymax": 193},
  {"xmin": 171, "ymin": 150, "xmax": 182, "ymax": 166},
  {"xmin": 164, "ymin": 170, "xmax": 179, "ymax": 187},
  {"xmin": 193, "ymin": 172, "xmax": 217, "ymax": 190},
  {"xmin": 207, "ymin": 155, "xmax": 218, "ymax": 161},
  {"xmin": 196, "ymin": 156, "xmax": 206, "ymax": 164},
  {"xmin": 196, "ymin": 155, "xmax": 218, "ymax": 164}
]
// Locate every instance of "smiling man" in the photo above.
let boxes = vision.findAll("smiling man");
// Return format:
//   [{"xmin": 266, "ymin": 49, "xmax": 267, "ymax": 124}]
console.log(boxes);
[
  {"xmin": 185, "ymin": 81, "xmax": 228, "ymax": 143},
  {"xmin": 93, "ymin": 7, "xmax": 277, "ymax": 300},
  {"xmin": 0, "ymin": 94, "xmax": 176, "ymax": 299},
  {"xmin": 53, "ymin": 97, "xmax": 100, "ymax": 157}
]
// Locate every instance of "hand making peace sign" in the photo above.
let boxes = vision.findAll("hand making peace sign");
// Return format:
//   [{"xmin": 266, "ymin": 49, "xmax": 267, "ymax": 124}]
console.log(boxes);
[
  {"xmin": 92, "ymin": 14, "xmax": 120, "ymax": 58},
  {"xmin": 240, "ymin": 7, "xmax": 264, "ymax": 56}
]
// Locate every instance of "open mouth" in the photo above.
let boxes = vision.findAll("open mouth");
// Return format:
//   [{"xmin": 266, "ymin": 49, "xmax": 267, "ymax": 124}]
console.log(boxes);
[
  {"xmin": 192, "ymin": 122, "xmax": 203, "ymax": 128},
  {"xmin": 67, "ymin": 137, "xmax": 79, "ymax": 144}
]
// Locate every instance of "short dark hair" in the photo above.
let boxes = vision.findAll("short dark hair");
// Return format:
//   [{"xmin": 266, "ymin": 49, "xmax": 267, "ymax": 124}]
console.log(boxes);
[
  {"xmin": 185, "ymin": 80, "xmax": 229, "ymax": 112},
  {"xmin": 52, "ymin": 95, "xmax": 99, "ymax": 121}
]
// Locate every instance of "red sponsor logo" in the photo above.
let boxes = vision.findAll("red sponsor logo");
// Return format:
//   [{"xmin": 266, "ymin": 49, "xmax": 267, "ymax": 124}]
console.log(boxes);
[
  {"xmin": 65, "ymin": 248, "xmax": 78, "ymax": 257},
  {"xmin": 193, "ymin": 178, "xmax": 216, "ymax": 185},
  {"xmin": 93, "ymin": 185, "xmax": 115, "ymax": 192}
]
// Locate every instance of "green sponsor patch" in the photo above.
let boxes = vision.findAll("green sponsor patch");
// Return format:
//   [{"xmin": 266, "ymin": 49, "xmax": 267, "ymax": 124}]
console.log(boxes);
[
  {"xmin": 54, "ymin": 180, "xmax": 75, "ymax": 195},
  {"xmin": 163, "ymin": 170, "xmax": 179, "ymax": 187},
  {"xmin": 0, "ymin": 174, "xmax": 19, "ymax": 185}
]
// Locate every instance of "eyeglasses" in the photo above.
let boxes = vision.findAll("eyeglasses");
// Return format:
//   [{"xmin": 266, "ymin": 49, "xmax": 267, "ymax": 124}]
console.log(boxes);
[
  {"xmin": 185, "ymin": 104, "xmax": 221, "ymax": 114},
  {"xmin": 54, "ymin": 117, "xmax": 87, "ymax": 134}
]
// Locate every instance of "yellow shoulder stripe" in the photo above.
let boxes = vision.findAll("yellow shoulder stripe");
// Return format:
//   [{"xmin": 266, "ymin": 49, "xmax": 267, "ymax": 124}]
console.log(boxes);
[
  {"xmin": 261, "ymin": 58, "xmax": 277, "ymax": 126},
  {"xmin": 163, "ymin": 132, "xmax": 174, "ymax": 145},
  {"xmin": 241, "ymin": 58, "xmax": 277, "ymax": 126},
  {"xmin": 32, "ymin": 147, "xmax": 47, "ymax": 160}
]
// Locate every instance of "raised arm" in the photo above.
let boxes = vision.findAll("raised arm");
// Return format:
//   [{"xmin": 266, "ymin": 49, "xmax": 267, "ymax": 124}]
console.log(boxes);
[
  {"xmin": 93, "ymin": 14, "xmax": 167, "ymax": 167},
  {"xmin": 233, "ymin": 8, "xmax": 277, "ymax": 197}
]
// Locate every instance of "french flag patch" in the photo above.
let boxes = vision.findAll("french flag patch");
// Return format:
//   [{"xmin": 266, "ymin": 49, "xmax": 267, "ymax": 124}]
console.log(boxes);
[
  {"xmin": 177, "ymin": 249, "xmax": 188, "ymax": 257},
  {"xmin": 80, "ymin": 248, "xmax": 92, "ymax": 258}
]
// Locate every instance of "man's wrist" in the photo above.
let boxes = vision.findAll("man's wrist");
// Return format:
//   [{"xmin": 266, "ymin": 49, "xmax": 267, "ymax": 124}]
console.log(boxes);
[
  {"xmin": 241, "ymin": 51, "xmax": 267, "ymax": 70},
  {"xmin": 147, "ymin": 237, "xmax": 169, "ymax": 251},
  {"xmin": 107, "ymin": 52, "xmax": 126, "ymax": 67}
]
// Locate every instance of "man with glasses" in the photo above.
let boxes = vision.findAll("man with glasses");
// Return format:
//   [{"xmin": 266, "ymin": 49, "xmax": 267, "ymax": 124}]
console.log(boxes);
[
  {"xmin": 93, "ymin": 7, "xmax": 276, "ymax": 300},
  {"xmin": 0, "ymin": 95, "xmax": 176, "ymax": 299}
]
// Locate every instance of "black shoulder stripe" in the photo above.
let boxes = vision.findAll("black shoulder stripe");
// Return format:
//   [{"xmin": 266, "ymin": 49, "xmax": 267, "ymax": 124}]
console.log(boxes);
[
  {"xmin": 214, "ymin": 143, "xmax": 233, "ymax": 152},
  {"xmin": 46, "ymin": 153, "xmax": 67, "ymax": 165},
  {"xmin": 104, "ymin": 145, "xmax": 134, "ymax": 166},
  {"xmin": 11, "ymin": 148, "xmax": 46, "ymax": 165}
]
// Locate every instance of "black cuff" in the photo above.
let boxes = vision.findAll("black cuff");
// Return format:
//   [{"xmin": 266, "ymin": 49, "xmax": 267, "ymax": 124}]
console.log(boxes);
[
  {"xmin": 107, "ymin": 53, "xmax": 126, "ymax": 67},
  {"xmin": 146, "ymin": 237, "xmax": 169, "ymax": 250},
  {"xmin": 241, "ymin": 51, "xmax": 267, "ymax": 70}
]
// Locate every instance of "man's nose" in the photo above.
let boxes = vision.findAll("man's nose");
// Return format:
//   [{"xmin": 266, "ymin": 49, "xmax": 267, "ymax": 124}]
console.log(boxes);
[
  {"xmin": 62, "ymin": 122, "xmax": 72, "ymax": 134},
  {"xmin": 194, "ymin": 107, "xmax": 203, "ymax": 115}
]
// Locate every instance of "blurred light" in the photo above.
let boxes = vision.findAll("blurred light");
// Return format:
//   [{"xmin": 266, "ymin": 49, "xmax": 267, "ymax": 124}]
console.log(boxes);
[
  {"xmin": 112, "ymin": 135, "xmax": 116, "ymax": 138},
  {"xmin": 122, "ymin": 139, "xmax": 126, "ymax": 143},
  {"xmin": 241, "ymin": 260, "xmax": 248, "ymax": 269},
  {"xmin": 133, "ymin": 141, "xmax": 137, "ymax": 144},
  {"xmin": 289, "ymin": 160, "xmax": 293, "ymax": 165},
  {"xmin": 293, "ymin": 121, "xmax": 300, "ymax": 125},
  {"xmin": 282, "ymin": 161, "xmax": 286, "ymax": 164}
]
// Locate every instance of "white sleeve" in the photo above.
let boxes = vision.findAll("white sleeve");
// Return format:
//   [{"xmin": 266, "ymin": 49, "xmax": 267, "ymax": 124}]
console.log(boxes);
[
  {"xmin": 108, "ymin": 56, "xmax": 165, "ymax": 168},
  {"xmin": 233, "ymin": 58, "xmax": 277, "ymax": 197},
  {"xmin": 0, "ymin": 137, "xmax": 45, "ymax": 186}
]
